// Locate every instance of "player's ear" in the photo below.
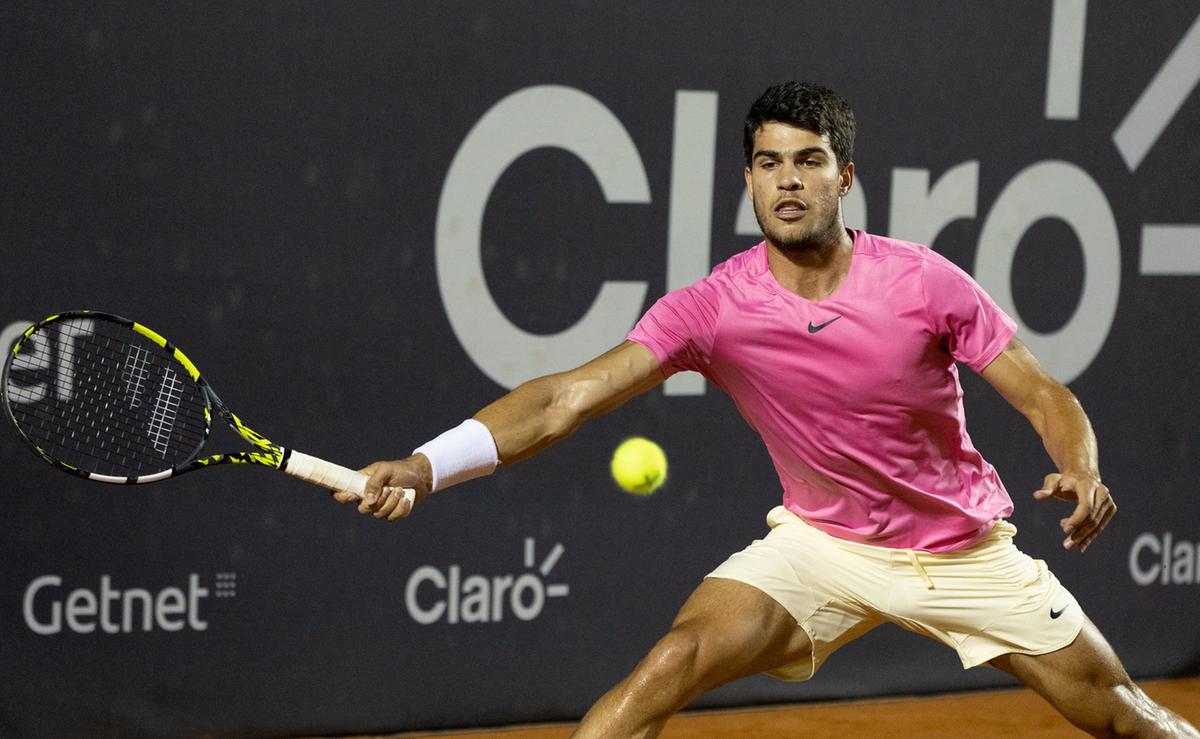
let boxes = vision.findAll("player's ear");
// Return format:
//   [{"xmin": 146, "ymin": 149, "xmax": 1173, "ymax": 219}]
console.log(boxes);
[
  {"xmin": 838, "ymin": 162, "xmax": 855, "ymax": 196},
  {"xmin": 743, "ymin": 166, "xmax": 753, "ymax": 199}
]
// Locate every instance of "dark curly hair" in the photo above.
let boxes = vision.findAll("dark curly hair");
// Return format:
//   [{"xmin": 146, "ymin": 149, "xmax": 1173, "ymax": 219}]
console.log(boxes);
[{"xmin": 743, "ymin": 82, "xmax": 856, "ymax": 169}]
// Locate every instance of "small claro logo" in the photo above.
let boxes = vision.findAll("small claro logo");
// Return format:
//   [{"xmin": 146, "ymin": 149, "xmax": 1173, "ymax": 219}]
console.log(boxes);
[
  {"xmin": 405, "ymin": 538, "xmax": 568, "ymax": 625},
  {"xmin": 22, "ymin": 572, "xmax": 237, "ymax": 635},
  {"xmin": 1129, "ymin": 532, "xmax": 1199, "ymax": 586}
]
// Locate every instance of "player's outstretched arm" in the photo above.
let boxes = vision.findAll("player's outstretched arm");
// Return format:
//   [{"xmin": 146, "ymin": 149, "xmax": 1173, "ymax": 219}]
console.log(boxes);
[
  {"xmin": 337, "ymin": 341, "xmax": 664, "ymax": 520},
  {"xmin": 475, "ymin": 340, "xmax": 665, "ymax": 465},
  {"xmin": 979, "ymin": 336, "xmax": 1115, "ymax": 552}
]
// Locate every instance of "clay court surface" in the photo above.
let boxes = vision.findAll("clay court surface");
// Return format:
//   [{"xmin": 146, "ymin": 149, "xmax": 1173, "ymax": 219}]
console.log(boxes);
[{"xmin": 388, "ymin": 676, "xmax": 1200, "ymax": 738}]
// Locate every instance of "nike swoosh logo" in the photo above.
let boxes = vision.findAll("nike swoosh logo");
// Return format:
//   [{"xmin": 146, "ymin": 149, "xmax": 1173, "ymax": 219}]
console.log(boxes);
[
  {"xmin": 1050, "ymin": 604, "xmax": 1070, "ymax": 619},
  {"xmin": 807, "ymin": 316, "xmax": 843, "ymax": 333}
]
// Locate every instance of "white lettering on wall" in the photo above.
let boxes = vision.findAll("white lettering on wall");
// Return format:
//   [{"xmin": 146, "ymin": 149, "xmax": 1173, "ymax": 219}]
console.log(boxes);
[
  {"xmin": 23, "ymin": 574, "xmax": 220, "ymax": 635},
  {"xmin": 435, "ymin": 85, "xmax": 650, "ymax": 390},
  {"xmin": 406, "ymin": 539, "xmax": 568, "ymax": 625},
  {"xmin": 974, "ymin": 161, "xmax": 1120, "ymax": 383},
  {"xmin": 1129, "ymin": 532, "xmax": 1200, "ymax": 586}
]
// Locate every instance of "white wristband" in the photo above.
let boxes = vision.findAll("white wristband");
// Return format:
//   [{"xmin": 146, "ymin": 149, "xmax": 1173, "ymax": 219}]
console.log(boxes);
[{"xmin": 412, "ymin": 419, "xmax": 499, "ymax": 493}]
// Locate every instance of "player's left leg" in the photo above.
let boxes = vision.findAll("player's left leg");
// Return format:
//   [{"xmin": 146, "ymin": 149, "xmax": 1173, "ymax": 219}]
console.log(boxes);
[
  {"xmin": 571, "ymin": 576, "xmax": 815, "ymax": 739},
  {"xmin": 989, "ymin": 615, "xmax": 1199, "ymax": 738}
]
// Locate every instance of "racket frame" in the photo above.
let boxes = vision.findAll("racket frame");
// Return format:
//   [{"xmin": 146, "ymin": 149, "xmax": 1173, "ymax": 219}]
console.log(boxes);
[{"xmin": 3, "ymin": 311, "xmax": 411, "ymax": 503}]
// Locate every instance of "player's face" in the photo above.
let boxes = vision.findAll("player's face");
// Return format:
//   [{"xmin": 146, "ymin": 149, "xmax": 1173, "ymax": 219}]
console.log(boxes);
[{"xmin": 744, "ymin": 122, "xmax": 854, "ymax": 253}]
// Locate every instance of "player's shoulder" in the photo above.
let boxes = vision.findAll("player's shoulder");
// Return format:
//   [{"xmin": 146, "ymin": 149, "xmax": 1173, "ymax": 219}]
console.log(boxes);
[
  {"xmin": 657, "ymin": 241, "xmax": 767, "ymax": 312},
  {"xmin": 708, "ymin": 240, "xmax": 769, "ymax": 280},
  {"xmin": 671, "ymin": 241, "xmax": 768, "ymax": 296},
  {"xmin": 854, "ymin": 230, "xmax": 934, "ymax": 263},
  {"xmin": 855, "ymin": 230, "xmax": 971, "ymax": 282}
]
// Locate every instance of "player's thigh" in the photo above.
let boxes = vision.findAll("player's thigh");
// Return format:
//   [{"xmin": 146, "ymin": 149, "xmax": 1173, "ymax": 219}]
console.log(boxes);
[
  {"xmin": 659, "ymin": 576, "xmax": 813, "ymax": 684},
  {"xmin": 989, "ymin": 615, "xmax": 1134, "ymax": 723}
]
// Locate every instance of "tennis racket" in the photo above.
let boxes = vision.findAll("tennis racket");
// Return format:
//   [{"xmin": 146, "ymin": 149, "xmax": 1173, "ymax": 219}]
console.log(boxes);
[{"xmin": 2, "ymin": 310, "xmax": 414, "ymax": 504}]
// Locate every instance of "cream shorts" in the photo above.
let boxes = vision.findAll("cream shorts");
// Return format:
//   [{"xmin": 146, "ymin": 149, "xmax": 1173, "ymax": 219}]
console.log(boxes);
[{"xmin": 706, "ymin": 506, "xmax": 1084, "ymax": 681}]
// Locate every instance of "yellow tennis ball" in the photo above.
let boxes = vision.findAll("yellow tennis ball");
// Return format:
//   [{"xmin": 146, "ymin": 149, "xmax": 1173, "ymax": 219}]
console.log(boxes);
[{"xmin": 610, "ymin": 437, "xmax": 667, "ymax": 494}]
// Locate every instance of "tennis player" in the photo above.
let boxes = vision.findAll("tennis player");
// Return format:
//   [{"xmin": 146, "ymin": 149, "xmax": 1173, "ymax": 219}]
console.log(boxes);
[{"xmin": 339, "ymin": 82, "xmax": 1198, "ymax": 738}]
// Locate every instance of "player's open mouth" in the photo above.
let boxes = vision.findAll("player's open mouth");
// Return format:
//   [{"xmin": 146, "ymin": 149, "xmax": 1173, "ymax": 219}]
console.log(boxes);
[{"xmin": 774, "ymin": 200, "xmax": 807, "ymax": 220}]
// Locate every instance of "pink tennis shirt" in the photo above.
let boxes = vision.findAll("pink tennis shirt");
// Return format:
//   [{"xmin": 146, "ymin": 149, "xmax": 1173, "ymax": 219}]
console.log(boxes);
[{"xmin": 627, "ymin": 230, "xmax": 1018, "ymax": 552}]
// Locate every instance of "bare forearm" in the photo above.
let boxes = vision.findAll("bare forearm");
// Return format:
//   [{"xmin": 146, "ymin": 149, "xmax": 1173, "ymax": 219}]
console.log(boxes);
[
  {"xmin": 473, "ymin": 374, "xmax": 583, "ymax": 465},
  {"xmin": 981, "ymin": 339, "xmax": 1100, "ymax": 479},
  {"xmin": 472, "ymin": 341, "xmax": 664, "ymax": 467},
  {"xmin": 1032, "ymin": 385, "xmax": 1100, "ymax": 477},
  {"xmin": 348, "ymin": 342, "xmax": 661, "ymax": 519}
]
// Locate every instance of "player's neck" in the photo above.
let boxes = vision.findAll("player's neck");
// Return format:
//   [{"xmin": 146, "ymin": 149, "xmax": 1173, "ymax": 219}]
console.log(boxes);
[{"xmin": 765, "ymin": 229, "xmax": 854, "ymax": 301}]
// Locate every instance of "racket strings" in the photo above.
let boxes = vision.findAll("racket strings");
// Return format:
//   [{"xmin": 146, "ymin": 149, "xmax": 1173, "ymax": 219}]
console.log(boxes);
[{"xmin": 5, "ymin": 318, "xmax": 209, "ymax": 477}]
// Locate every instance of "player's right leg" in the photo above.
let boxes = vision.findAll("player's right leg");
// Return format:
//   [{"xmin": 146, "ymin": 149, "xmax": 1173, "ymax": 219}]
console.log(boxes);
[
  {"xmin": 989, "ymin": 616, "xmax": 1200, "ymax": 738},
  {"xmin": 571, "ymin": 576, "xmax": 813, "ymax": 739}
]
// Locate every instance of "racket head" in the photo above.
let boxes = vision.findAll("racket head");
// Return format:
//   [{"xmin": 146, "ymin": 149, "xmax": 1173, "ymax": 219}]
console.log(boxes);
[{"xmin": 2, "ymin": 311, "xmax": 213, "ymax": 482}]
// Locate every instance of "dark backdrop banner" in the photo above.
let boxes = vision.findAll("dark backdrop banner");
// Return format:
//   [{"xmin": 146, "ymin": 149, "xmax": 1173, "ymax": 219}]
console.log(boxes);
[{"xmin": 2, "ymin": 2, "xmax": 1198, "ymax": 736}]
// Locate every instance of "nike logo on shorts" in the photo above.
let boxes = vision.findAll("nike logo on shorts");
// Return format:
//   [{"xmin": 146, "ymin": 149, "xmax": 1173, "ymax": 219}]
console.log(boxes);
[{"xmin": 1050, "ymin": 603, "xmax": 1070, "ymax": 619}]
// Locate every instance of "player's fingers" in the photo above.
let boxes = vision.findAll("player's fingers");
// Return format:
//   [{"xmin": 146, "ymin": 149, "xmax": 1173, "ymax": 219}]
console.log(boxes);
[
  {"xmin": 1061, "ymin": 479, "xmax": 1098, "ymax": 525},
  {"xmin": 1080, "ymin": 487, "xmax": 1113, "ymax": 551},
  {"xmin": 1033, "ymin": 472, "xmax": 1062, "ymax": 500},
  {"xmin": 372, "ymin": 487, "xmax": 413, "ymax": 520},
  {"xmin": 362, "ymin": 465, "xmax": 394, "ymax": 506},
  {"xmin": 372, "ymin": 491, "xmax": 399, "ymax": 519},
  {"xmin": 1079, "ymin": 503, "xmax": 1117, "ymax": 553},
  {"xmin": 1098, "ymin": 498, "xmax": 1116, "ymax": 530},
  {"xmin": 330, "ymin": 489, "xmax": 359, "ymax": 504},
  {"xmin": 1076, "ymin": 497, "xmax": 1116, "ymax": 551},
  {"xmin": 384, "ymin": 486, "xmax": 415, "ymax": 521},
  {"xmin": 1061, "ymin": 505, "xmax": 1092, "ymax": 550},
  {"xmin": 1062, "ymin": 480, "xmax": 1106, "ymax": 547}
]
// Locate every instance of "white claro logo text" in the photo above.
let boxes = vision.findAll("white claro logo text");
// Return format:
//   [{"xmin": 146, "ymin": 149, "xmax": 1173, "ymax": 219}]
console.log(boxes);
[
  {"xmin": 406, "ymin": 538, "xmax": 568, "ymax": 625},
  {"xmin": 1129, "ymin": 532, "xmax": 1200, "ymax": 586},
  {"xmin": 23, "ymin": 572, "xmax": 237, "ymax": 635},
  {"xmin": 436, "ymin": 87, "xmax": 1124, "ymax": 389}
]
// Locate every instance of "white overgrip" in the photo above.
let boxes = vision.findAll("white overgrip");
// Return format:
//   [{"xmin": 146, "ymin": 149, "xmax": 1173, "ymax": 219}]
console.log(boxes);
[{"xmin": 284, "ymin": 449, "xmax": 416, "ymax": 506}]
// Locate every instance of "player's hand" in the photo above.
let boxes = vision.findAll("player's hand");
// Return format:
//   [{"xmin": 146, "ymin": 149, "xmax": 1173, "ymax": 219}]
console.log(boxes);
[
  {"xmin": 330, "ymin": 455, "xmax": 433, "ymax": 521},
  {"xmin": 1033, "ymin": 472, "xmax": 1115, "ymax": 553}
]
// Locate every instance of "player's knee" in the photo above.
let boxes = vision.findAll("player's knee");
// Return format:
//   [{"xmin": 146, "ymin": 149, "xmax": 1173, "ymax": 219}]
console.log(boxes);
[
  {"xmin": 1078, "ymin": 681, "xmax": 1167, "ymax": 738},
  {"xmin": 638, "ymin": 627, "xmax": 704, "ymax": 686},
  {"xmin": 637, "ymin": 618, "xmax": 787, "ymax": 692},
  {"xmin": 1103, "ymin": 693, "xmax": 1150, "ymax": 738}
]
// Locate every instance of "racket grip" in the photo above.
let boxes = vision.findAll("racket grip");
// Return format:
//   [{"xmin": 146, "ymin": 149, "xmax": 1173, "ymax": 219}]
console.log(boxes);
[{"xmin": 284, "ymin": 450, "xmax": 416, "ymax": 507}]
